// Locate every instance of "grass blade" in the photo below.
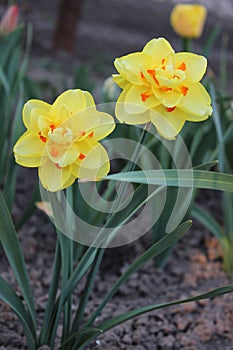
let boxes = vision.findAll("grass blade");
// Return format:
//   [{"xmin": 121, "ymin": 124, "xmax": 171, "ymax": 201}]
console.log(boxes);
[{"xmin": 105, "ymin": 170, "xmax": 233, "ymax": 193}]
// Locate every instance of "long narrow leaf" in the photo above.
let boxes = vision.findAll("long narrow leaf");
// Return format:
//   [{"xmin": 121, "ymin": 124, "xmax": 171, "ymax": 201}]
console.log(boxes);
[
  {"xmin": 0, "ymin": 192, "xmax": 36, "ymax": 335},
  {"xmin": 191, "ymin": 203, "xmax": 223, "ymax": 240},
  {"xmin": 105, "ymin": 170, "xmax": 233, "ymax": 193},
  {"xmin": 0, "ymin": 276, "xmax": 36, "ymax": 349}
]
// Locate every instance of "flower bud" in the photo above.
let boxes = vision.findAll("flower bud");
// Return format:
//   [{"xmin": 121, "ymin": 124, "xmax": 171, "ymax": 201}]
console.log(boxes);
[
  {"xmin": 170, "ymin": 4, "xmax": 207, "ymax": 39},
  {"xmin": 0, "ymin": 5, "xmax": 19, "ymax": 34}
]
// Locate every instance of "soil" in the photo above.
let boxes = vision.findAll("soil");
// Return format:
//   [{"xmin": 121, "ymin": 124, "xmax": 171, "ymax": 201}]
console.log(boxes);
[
  {"xmin": 0, "ymin": 168, "xmax": 233, "ymax": 349},
  {"xmin": 1, "ymin": 1, "xmax": 233, "ymax": 349}
]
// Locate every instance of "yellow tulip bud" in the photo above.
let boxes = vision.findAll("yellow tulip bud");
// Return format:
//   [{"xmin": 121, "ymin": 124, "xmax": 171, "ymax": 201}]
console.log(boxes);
[{"xmin": 170, "ymin": 4, "xmax": 207, "ymax": 39}]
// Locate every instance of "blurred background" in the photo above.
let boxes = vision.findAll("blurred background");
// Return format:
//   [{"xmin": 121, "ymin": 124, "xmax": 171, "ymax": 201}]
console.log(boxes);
[{"xmin": 0, "ymin": 0, "xmax": 233, "ymax": 98}]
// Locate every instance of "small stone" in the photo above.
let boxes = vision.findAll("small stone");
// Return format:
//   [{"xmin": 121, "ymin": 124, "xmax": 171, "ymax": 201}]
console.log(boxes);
[
  {"xmin": 175, "ymin": 315, "xmax": 190, "ymax": 331},
  {"xmin": 193, "ymin": 318, "xmax": 215, "ymax": 342},
  {"xmin": 158, "ymin": 335, "xmax": 175, "ymax": 349},
  {"xmin": 122, "ymin": 333, "xmax": 132, "ymax": 344}
]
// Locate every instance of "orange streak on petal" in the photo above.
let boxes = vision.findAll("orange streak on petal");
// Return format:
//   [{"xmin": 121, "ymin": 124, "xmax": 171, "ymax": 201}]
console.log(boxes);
[
  {"xmin": 141, "ymin": 91, "xmax": 152, "ymax": 102},
  {"xmin": 140, "ymin": 71, "xmax": 145, "ymax": 80},
  {"xmin": 147, "ymin": 69, "xmax": 160, "ymax": 86},
  {"xmin": 50, "ymin": 124, "xmax": 56, "ymax": 132},
  {"xmin": 55, "ymin": 163, "xmax": 62, "ymax": 169},
  {"xmin": 178, "ymin": 62, "xmax": 187, "ymax": 71},
  {"xmin": 88, "ymin": 131, "xmax": 94, "ymax": 138},
  {"xmin": 167, "ymin": 107, "xmax": 176, "ymax": 112},
  {"xmin": 79, "ymin": 153, "xmax": 86, "ymax": 160},
  {"xmin": 161, "ymin": 58, "xmax": 165, "ymax": 65},
  {"xmin": 161, "ymin": 86, "xmax": 173, "ymax": 92},
  {"xmin": 181, "ymin": 86, "xmax": 189, "ymax": 96},
  {"xmin": 38, "ymin": 132, "xmax": 47, "ymax": 143}
]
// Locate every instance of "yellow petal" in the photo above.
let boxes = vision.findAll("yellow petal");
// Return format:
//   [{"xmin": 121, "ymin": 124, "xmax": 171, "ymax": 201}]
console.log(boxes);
[
  {"xmin": 46, "ymin": 141, "xmax": 80, "ymax": 167},
  {"xmin": 153, "ymin": 87, "xmax": 183, "ymax": 108},
  {"xmin": 143, "ymin": 38, "xmax": 174, "ymax": 65},
  {"xmin": 178, "ymin": 82, "xmax": 212, "ymax": 118},
  {"xmin": 124, "ymin": 85, "xmax": 160, "ymax": 114},
  {"xmin": 83, "ymin": 90, "xmax": 96, "ymax": 109},
  {"xmin": 115, "ymin": 86, "xmax": 151, "ymax": 124},
  {"xmin": 50, "ymin": 89, "xmax": 86, "ymax": 122},
  {"xmin": 175, "ymin": 52, "xmax": 207, "ymax": 82},
  {"xmin": 112, "ymin": 74, "xmax": 129, "ymax": 89},
  {"xmin": 114, "ymin": 52, "xmax": 151, "ymax": 85},
  {"xmin": 150, "ymin": 105, "xmax": 186, "ymax": 140},
  {"xmin": 61, "ymin": 109, "xmax": 115, "ymax": 142},
  {"xmin": 13, "ymin": 132, "xmax": 45, "ymax": 167},
  {"xmin": 23, "ymin": 100, "xmax": 51, "ymax": 130},
  {"xmin": 39, "ymin": 158, "xmax": 74, "ymax": 192},
  {"xmin": 75, "ymin": 141, "xmax": 110, "ymax": 179}
]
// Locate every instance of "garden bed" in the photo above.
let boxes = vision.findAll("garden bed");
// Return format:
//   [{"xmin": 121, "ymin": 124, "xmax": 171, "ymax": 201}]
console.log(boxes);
[{"xmin": 0, "ymin": 169, "xmax": 232, "ymax": 350}]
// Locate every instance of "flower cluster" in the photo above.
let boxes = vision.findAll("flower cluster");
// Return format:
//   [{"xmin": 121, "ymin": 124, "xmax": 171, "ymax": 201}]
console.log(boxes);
[
  {"xmin": 14, "ymin": 37, "xmax": 212, "ymax": 191},
  {"xmin": 113, "ymin": 37, "xmax": 212, "ymax": 139}
]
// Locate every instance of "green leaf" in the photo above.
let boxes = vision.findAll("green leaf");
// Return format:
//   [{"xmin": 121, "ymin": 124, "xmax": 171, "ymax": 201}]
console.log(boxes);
[
  {"xmin": 86, "ymin": 220, "xmax": 192, "ymax": 327},
  {"xmin": 60, "ymin": 327, "xmax": 102, "ymax": 350},
  {"xmin": 98, "ymin": 284, "xmax": 233, "ymax": 333},
  {"xmin": 105, "ymin": 170, "xmax": 233, "ymax": 193},
  {"xmin": 0, "ymin": 192, "xmax": 36, "ymax": 336},
  {"xmin": 191, "ymin": 203, "xmax": 223, "ymax": 240},
  {"xmin": 193, "ymin": 161, "xmax": 218, "ymax": 170},
  {"xmin": 0, "ymin": 276, "xmax": 36, "ymax": 350}
]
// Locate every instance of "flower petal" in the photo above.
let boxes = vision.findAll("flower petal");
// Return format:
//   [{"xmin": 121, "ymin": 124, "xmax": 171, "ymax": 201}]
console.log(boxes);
[
  {"xmin": 75, "ymin": 141, "xmax": 110, "ymax": 179},
  {"xmin": 39, "ymin": 158, "xmax": 74, "ymax": 192},
  {"xmin": 143, "ymin": 38, "xmax": 174, "ymax": 65},
  {"xmin": 13, "ymin": 132, "xmax": 45, "ymax": 167},
  {"xmin": 150, "ymin": 105, "xmax": 186, "ymax": 140},
  {"xmin": 178, "ymin": 82, "xmax": 212, "ymax": 118},
  {"xmin": 114, "ymin": 52, "xmax": 151, "ymax": 85},
  {"xmin": 153, "ymin": 87, "xmax": 183, "ymax": 108},
  {"xmin": 115, "ymin": 86, "xmax": 151, "ymax": 124},
  {"xmin": 175, "ymin": 52, "xmax": 207, "ymax": 82},
  {"xmin": 124, "ymin": 85, "xmax": 160, "ymax": 114},
  {"xmin": 46, "ymin": 141, "xmax": 80, "ymax": 167},
  {"xmin": 23, "ymin": 100, "xmax": 51, "ymax": 129},
  {"xmin": 50, "ymin": 89, "xmax": 87, "ymax": 122},
  {"xmin": 83, "ymin": 90, "xmax": 96, "ymax": 109},
  {"xmin": 112, "ymin": 74, "xmax": 129, "ymax": 89}
]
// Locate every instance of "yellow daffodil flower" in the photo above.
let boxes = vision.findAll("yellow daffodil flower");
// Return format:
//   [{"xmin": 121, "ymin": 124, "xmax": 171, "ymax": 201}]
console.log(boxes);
[
  {"xmin": 170, "ymin": 4, "xmax": 207, "ymax": 39},
  {"xmin": 14, "ymin": 89, "xmax": 115, "ymax": 192},
  {"xmin": 113, "ymin": 37, "xmax": 212, "ymax": 140}
]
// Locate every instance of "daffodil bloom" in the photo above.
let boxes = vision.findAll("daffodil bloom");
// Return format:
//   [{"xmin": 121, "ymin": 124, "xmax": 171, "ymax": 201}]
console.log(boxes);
[
  {"xmin": 170, "ymin": 4, "xmax": 207, "ymax": 39},
  {"xmin": 113, "ymin": 37, "xmax": 212, "ymax": 139},
  {"xmin": 14, "ymin": 89, "xmax": 115, "ymax": 191}
]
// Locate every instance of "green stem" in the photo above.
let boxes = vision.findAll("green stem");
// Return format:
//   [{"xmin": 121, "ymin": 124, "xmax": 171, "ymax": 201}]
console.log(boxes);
[
  {"xmin": 38, "ymin": 240, "xmax": 61, "ymax": 345},
  {"xmin": 182, "ymin": 37, "xmax": 192, "ymax": 52}
]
